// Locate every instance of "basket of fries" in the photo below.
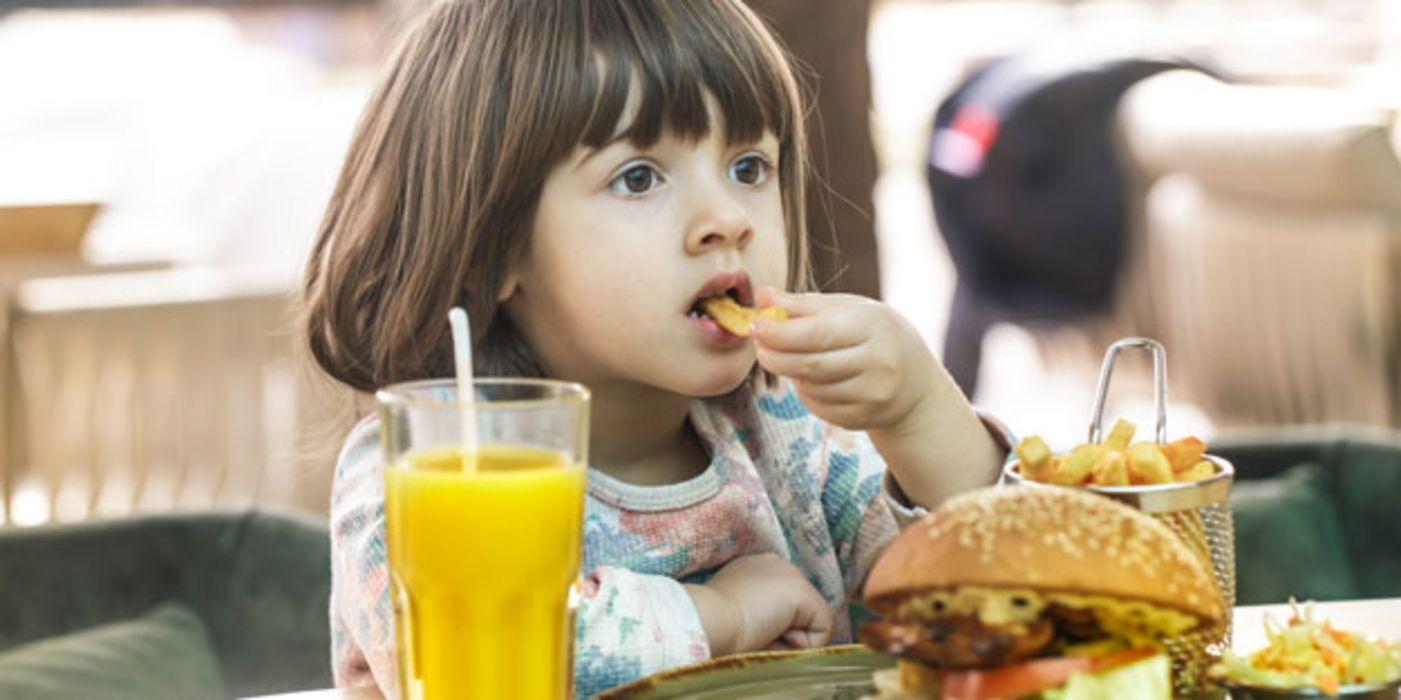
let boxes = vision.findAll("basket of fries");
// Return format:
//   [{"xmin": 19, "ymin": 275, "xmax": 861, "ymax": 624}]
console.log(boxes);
[{"xmin": 1000, "ymin": 337, "xmax": 1235, "ymax": 697}]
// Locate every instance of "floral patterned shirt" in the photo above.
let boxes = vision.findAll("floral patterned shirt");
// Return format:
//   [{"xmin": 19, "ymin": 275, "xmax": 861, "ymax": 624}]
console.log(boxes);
[{"xmin": 328, "ymin": 377, "xmax": 1005, "ymax": 698}]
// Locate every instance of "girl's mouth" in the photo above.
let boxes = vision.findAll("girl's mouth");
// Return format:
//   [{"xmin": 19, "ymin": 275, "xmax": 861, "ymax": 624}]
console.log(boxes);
[
  {"xmin": 687, "ymin": 288, "xmax": 744, "ymax": 321},
  {"xmin": 686, "ymin": 270, "xmax": 754, "ymax": 316},
  {"xmin": 688, "ymin": 310, "xmax": 747, "ymax": 346},
  {"xmin": 685, "ymin": 271, "xmax": 756, "ymax": 345}
]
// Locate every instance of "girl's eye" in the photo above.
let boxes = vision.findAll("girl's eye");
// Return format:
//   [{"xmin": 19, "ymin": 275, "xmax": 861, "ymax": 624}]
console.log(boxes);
[
  {"xmin": 610, "ymin": 164, "xmax": 660, "ymax": 195},
  {"xmin": 729, "ymin": 154, "xmax": 771, "ymax": 186}
]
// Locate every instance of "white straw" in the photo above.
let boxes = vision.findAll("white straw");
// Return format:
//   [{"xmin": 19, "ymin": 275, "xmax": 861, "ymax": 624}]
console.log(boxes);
[{"xmin": 448, "ymin": 307, "xmax": 479, "ymax": 468}]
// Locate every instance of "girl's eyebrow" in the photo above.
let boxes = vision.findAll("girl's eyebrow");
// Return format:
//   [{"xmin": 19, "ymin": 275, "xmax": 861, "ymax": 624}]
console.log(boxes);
[
  {"xmin": 573, "ymin": 139, "xmax": 629, "ymax": 171},
  {"xmin": 576, "ymin": 139, "xmax": 625, "ymax": 166},
  {"xmin": 573, "ymin": 129, "xmax": 653, "ymax": 170}
]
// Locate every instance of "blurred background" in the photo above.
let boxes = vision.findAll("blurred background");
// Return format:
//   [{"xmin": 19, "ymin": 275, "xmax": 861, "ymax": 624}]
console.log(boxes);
[{"xmin": 0, "ymin": 0, "xmax": 1398, "ymax": 527}]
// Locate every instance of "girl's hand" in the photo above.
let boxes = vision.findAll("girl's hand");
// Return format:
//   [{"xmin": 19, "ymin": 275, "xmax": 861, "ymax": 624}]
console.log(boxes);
[
  {"xmin": 751, "ymin": 287, "xmax": 936, "ymax": 433},
  {"xmin": 684, "ymin": 553, "xmax": 833, "ymax": 657},
  {"xmin": 752, "ymin": 286, "xmax": 1004, "ymax": 509}
]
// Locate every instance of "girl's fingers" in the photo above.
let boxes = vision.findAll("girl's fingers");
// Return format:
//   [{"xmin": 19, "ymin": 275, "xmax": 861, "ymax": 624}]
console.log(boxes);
[
  {"xmin": 756, "ymin": 345, "xmax": 865, "ymax": 384},
  {"xmin": 793, "ymin": 373, "xmax": 876, "ymax": 407},
  {"xmin": 755, "ymin": 287, "xmax": 867, "ymax": 318},
  {"xmin": 752, "ymin": 307, "xmax": 868, "ymax": 353},
  {"xmin": 781, "ymin": 629, "xmax": 818, "ymax": 648},
  {"xmin": 753, "ymin": 285, "xmax": 785, "ymax": 311}
]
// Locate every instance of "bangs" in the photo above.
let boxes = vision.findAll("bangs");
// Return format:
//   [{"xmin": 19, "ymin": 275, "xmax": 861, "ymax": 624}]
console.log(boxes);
[{"xmin": 558, "ymin": 1, "xmax": 800, "ymax": 151}]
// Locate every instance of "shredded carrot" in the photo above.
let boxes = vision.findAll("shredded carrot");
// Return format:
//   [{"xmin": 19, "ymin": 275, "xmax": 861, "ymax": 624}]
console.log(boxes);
[{"xmin": 1212, "ymin": 599, "xmax": 1401, "ymax": 696}]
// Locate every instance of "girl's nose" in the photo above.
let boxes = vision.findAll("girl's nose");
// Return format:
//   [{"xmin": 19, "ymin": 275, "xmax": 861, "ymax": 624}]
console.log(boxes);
[{"xmin": 683, "ymin": 189, "xmax": 753, "ymax": 254}]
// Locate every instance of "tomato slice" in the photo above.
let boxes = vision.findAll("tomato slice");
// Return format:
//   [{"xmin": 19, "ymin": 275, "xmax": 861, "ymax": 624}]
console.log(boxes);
[
  {"xmin": 939, "ymin": 656, "xmax": 1092, "ymax": 700},
  {"xmin": 937, "ymin": 648, "xmax": 1157, "ymax": 700},
  {"xmin": 1089, "ymin": 647, "xmax": 1157, "ymax": 672}
]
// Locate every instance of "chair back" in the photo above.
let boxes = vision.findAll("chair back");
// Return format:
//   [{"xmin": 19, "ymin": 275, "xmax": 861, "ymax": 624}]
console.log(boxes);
[
  {"xmin": 0, "ymin": 508, "xmax": 333, "ymax": 698},
  {"xmin": 3, "ymin": 265, "xmax": 341, "ymax": 524}
]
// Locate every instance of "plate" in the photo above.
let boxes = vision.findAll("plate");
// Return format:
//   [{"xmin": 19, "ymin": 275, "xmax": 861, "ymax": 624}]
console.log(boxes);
[
  {"xmin": 1219, "ymin": 680, "xmax": 1401, "ymax": 700},
  {"xmin": 592, "ymin": 644, "xmax": 892, "ymax": 699},
  {"xmin": 593, "ymin": 645, "xmax": 1257, "ymax": 700}
]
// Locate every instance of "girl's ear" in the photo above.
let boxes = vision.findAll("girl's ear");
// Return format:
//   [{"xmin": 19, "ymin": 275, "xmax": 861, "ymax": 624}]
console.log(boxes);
[{"xmin": 496, "ymin": 267, "xmax": 521, "ymax": 303}]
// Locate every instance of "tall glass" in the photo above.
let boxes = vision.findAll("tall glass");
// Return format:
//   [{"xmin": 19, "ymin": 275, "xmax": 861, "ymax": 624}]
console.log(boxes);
[{"xmin": 378, "ymin": 378, "xmax": 590, "ymax": 700}]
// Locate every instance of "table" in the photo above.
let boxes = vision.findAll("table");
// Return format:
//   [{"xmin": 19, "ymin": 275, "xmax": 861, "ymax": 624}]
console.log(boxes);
[
  {"xmin": 245, "ymin": 597, "xmax": 1401, "ymax": 700},
  {"xmin": 245, "ymin": 689, "xmax": 381, "ymax": 700}
]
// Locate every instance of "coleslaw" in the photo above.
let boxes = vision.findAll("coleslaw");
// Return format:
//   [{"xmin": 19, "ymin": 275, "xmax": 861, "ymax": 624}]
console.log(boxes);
[{"xmin": 1211, "ymin": 599, "xmax": 1401, "ymax": 696}]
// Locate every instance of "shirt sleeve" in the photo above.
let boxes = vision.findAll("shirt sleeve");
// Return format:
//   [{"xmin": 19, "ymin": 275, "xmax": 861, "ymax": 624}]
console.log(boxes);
[
  {"xmin": 572, "ymin": 566, "xmax": 710, "ymax": 698},
  {"xmin": 328, "ymin": 417, "xmax": 399, "ymax": 695},
  {"xmin": 823, "ymin": 409, "xmax": 1019, "ymax": 597},
  {"xmin": 818, "ymin": 426, "xmax": 906, "ymax": 597}
]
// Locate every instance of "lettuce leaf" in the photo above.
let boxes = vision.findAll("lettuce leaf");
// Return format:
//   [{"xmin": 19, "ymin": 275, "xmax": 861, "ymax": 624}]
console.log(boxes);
[{"xmin": 1038, "ymin": 653, "xmax": 1172, "ymax": 700}]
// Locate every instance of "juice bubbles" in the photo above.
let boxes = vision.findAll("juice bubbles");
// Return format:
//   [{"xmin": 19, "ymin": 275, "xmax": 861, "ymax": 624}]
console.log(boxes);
[{"xmin": 386, "ymin": 446, "xmax": 586, "ymax": 700}]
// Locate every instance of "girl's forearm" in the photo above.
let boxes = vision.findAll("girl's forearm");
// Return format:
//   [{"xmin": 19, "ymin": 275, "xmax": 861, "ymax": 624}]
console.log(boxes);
[
  {"xmin": 869, "ymin": 382, "xmax": 1003, "ymax": 509},
  {"xmin": 683, "ymin": 583, "xmax": 738, "ymax": 658}
]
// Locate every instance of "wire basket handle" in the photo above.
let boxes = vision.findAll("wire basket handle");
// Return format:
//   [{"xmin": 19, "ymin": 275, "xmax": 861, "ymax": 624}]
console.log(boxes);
[{"xmin": 1087, "ymin": 337, "xmax": 1168, "ymax": 445}]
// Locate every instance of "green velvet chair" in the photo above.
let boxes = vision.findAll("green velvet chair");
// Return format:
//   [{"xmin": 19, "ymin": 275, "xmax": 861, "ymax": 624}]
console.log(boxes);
[
  {"xmin": 0, "ymin": 508, "xmax": 332, "ymax": 699},
  {"xmin": 1217, "ymin": 428, "xmax": 1401, "ymax": 605}
]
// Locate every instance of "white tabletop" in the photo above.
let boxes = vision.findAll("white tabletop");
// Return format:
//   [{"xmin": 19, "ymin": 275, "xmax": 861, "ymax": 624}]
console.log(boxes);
[
  {"xmin": 245, "ymin": 689, "xmax": 382, "ymax": 700},
  {"xmin": 245, "ymin": 598, "xmax": 1401, "ymax": 700}
]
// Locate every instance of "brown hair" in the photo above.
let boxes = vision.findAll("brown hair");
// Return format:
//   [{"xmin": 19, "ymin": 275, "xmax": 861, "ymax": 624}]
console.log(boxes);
[{"xmin": 302, "ymin": 0, "xmax": 812, "ymax": 393}]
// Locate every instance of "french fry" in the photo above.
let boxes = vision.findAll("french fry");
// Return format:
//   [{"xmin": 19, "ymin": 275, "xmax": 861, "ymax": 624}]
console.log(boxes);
[
  {"xmin": 1176, "ymin": 460, "xmax": 1216, "ymax": 482},
  {"xmin": 1014, "ymin": 436, "xmax": 1054, "ymax": 480},
  {"xmin": 1103, "ymin": 418, "xmax": 1136, "ymax": 452},
  {"xmin": 756, "ymin": 306, "xmax": 788, "ymax": 322},
  {"xmin": 1017, "ymin": 419, "xmax": 1214, "ymax": 487},
  {"xmin": 1090, "ymin": 451, "xmax": 1130, "ymax": 486},
  {"xmin": 1051, "ymin": 444, "xmax": 1107, "ymax": 485},
  {"xmin": 1127, "ymin": 442, "xmax": 1174, "ymax": 485},
  {"xmin": 1161, "ymin": 436, "xmax": 1207, "ymax": 474},
  {"xmin": 700, "ymin": 296, "xmax": 788, "ymax": 337}
]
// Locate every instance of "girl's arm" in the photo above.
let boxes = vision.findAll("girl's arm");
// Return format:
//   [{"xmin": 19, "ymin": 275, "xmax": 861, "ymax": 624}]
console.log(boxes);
[
  {"xmin": 820, "ymin": 415, "xmax": 1016, "ymax": 596},
  {"xmin": 682, "ymin": 553, "xmax": 834, "ymax": 657},
  {"xmin": 811, "ymin": 424, "xmax": 907, "ymax": 596},
  {"xmin": 864, "ymin": 371, "xmax": 1007, "ymax": 507}
]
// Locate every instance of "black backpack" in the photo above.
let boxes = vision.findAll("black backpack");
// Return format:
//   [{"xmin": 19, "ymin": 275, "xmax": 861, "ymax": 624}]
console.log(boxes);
[{"xmin": 927, "ymin": 53, "xmax": 1208, "ymax": 395}]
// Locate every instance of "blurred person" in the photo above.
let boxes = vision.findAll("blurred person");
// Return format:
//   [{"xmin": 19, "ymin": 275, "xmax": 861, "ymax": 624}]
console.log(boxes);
[{"xmin": 927, "ymin": 52, "xmax": 1203, "ymax": 397}]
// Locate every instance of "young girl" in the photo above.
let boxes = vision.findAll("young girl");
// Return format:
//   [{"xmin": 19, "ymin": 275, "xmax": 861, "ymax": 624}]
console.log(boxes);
[{"xmin": 302, "ymin": 1, "xmax": 1011, "ymax": 697}]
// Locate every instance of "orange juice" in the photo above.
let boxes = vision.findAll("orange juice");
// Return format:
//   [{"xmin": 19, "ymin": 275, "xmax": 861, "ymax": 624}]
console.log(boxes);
[{"xmin": 385, "ymin": 445, "xmax": 586, "ymax": 700}]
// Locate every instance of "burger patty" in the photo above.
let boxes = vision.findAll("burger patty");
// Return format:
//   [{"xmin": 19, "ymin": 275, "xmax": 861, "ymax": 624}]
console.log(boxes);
[
  {"xmin": 1045, "ymin": 602, "xmax": 1102, "ymax": 641},
  {"xmin": 859, "ymin": 615, "xmax": 1055, "ymax": 668},
  {"xmin": 858, "ymin": 605, "xmax": 1105, "ymax": 669}
]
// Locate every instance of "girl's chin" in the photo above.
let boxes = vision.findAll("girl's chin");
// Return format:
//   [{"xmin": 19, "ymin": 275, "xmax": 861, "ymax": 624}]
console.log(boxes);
[{"xmin": 682, "ymin": 361, "xmax": 759, "ymax": 399}]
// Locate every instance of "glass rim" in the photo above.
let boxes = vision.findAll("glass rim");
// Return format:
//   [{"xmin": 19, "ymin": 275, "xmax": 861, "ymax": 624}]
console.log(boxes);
[{"xmin": 375, "ymin": 377, "xmax": 590, "ymax": 410}]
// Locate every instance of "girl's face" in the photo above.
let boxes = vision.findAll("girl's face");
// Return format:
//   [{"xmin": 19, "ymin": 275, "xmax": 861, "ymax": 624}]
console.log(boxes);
[{"xmin": 504, "ymin": 108, "xmax": 788, "ymax": 398}]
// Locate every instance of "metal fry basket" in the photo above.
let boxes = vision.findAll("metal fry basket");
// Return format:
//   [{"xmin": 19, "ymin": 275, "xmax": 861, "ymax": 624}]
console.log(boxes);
[{"xmin": 1001, "ymin": 337, "xmax": 1235, "ymax": 697}]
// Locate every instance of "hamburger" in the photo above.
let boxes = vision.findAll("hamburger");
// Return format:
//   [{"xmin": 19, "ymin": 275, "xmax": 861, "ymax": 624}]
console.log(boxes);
[{"xmin": 859, "ymin": 486, "xmax": 1224, "ymax": 699}]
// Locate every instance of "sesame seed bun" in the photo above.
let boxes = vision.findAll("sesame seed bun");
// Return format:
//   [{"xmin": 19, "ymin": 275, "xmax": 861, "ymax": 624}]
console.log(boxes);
[{"xmin": 863, "ymin": 486, "xmax": 1224, "ymax": 627}]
